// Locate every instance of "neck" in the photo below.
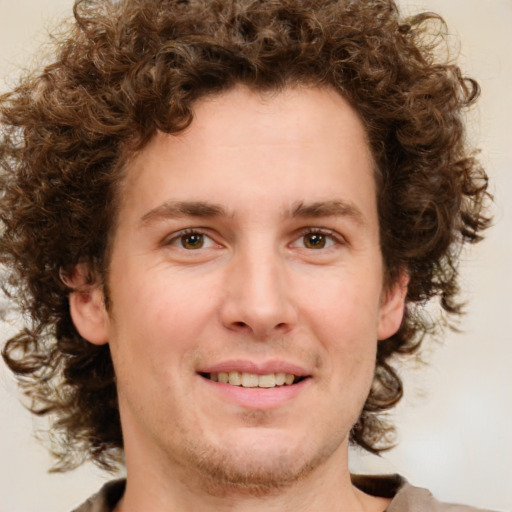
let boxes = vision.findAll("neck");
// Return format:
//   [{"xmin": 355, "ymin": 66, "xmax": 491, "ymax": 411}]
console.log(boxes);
[{"xmin": 114, "ymin": 441, "xmax": 390, "ymax": 512}]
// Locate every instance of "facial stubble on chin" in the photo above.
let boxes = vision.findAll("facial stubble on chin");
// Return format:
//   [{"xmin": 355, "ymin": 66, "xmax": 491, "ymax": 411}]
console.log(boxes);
[
  {"xmin": 161, "ymin": 347, "xmax": 349, "ymax": 497},
  {"xmin": 175, "ymin": 410, "xmax": 345, "ymax": 498}
]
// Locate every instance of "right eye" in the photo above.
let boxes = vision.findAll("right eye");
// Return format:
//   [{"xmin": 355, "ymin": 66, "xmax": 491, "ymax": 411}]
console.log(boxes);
[{"xmin": 166, "ymin": 230, "xmax": 217, "ymax": 250}]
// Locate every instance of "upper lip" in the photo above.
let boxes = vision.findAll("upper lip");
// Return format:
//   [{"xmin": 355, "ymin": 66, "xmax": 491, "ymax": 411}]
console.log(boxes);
[{"xmin": 198, "ymin": 359, "xmax": 310, "ymax": 377}]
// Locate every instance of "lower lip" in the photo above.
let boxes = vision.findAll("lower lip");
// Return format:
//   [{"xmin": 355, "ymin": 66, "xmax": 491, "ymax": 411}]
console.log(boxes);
[{"xmin": 199, "ymin": 376, "xmax": 310, "ymax": 409}]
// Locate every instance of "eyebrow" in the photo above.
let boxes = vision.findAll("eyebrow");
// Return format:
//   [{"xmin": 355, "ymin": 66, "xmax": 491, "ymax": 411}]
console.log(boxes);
[
  {"xmin": 140, "ymin": 199, "xmax": 365, "ymax": 226},
  {"xmin": 140, "ymin": 201, "xmax": 228, "ymax": 224},
  {"xmin": 291, "ymin": 200, "xmax": 365, "ymax": 225}
]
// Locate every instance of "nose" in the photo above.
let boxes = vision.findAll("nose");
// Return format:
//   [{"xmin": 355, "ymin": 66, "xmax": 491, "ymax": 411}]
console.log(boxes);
[{"xmin": 219, "ymin": 246, "xmax": 298, "ymax": 339}]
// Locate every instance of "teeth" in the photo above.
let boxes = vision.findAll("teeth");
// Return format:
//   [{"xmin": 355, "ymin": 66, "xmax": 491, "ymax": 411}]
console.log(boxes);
[
  {"xmin": 208, "ymin": 371, "xmax": 298, "ymax": 388},
  {"xmin": 275, "ymin": 373, "xmax": 286, "ymax": 386},
  {"xmin": 241, "ymin": 372, "xmax": 259, "ymax": 387},
  {"xmin": 229, "ymin": 371, "xmax": 241, "ymax": 386},
  {"xmin": 258, "ymin": 374, "xmax": 276, "ymax": 388}
]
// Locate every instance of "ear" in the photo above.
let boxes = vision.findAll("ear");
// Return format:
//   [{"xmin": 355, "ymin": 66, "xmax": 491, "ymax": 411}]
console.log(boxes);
[
  {"xmin": 377, "ymin": 271, "xmax": 409, "ymax": 340},
  {"xmin": 62, "ymin": 265, "xmax": 110, "ymax": 346}
]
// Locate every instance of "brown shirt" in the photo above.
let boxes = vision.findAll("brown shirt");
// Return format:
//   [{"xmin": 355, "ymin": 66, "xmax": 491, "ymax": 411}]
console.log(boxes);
[{"xmin": 71, "ymin": 475, "xmax": 498, "ymax": 512}]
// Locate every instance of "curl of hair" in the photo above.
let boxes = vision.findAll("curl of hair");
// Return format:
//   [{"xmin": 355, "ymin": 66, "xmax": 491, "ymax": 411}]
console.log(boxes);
[{"xmin": 0, "ymin": 0, "xmax": 491, "ymax": 471}]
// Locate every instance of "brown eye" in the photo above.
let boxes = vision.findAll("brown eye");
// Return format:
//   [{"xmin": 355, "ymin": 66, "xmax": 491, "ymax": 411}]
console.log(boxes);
[
  {"xmin": 303, "ymin": 233, "xmax": 327, "ymax": 249},
  {"xmin": 180, "ymin": 233, "xmax": 204, "ymax": 249}
]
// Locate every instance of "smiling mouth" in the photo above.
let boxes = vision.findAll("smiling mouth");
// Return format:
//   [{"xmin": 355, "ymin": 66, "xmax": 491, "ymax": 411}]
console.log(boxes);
[{"xmin": 201, "ymin": 372, "xmax": 306, "ymax": 388}]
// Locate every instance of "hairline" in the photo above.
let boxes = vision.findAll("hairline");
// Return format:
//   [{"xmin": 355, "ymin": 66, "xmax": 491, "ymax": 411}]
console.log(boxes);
[{"xmin": 96, "ymin": 82, "xmax": 394, "ymax": 308}]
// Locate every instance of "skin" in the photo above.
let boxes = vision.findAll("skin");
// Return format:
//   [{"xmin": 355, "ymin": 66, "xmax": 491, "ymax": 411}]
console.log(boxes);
[{"xmin": 70, "ymin": 85, "xmax": 407, "ymax": 512}]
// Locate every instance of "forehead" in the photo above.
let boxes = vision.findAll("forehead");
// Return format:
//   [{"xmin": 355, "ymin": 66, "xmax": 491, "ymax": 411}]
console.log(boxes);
[
  {"xmin": 118, "ymin": 85, "xmax": 376, "ymax": 226},
  {"xmin": 174, "ymin": 85, "xmax": 371, "ymax": 168}
]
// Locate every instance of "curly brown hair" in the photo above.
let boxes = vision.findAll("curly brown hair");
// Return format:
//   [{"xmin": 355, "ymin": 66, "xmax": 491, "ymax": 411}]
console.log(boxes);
[{"xmin": 0, "ymin": 0, "xmax": 490, "ymax": 471}]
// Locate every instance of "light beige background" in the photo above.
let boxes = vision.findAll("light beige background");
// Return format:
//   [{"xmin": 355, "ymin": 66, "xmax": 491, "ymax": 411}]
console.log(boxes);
[{"xmin": 0, "ymin": 1, "xmax": 511, "ymax": 511}]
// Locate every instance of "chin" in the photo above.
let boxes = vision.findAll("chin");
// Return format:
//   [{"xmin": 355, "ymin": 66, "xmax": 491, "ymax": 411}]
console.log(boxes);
[{"xmin": 179, "ymin": 428, "xmax": 344, "ymax": 497}]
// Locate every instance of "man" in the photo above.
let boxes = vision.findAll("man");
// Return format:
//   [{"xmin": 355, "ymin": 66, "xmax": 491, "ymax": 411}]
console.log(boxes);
[{"xmin": 0, "ymin": 0, "xmax": 493, "ymax": 511}]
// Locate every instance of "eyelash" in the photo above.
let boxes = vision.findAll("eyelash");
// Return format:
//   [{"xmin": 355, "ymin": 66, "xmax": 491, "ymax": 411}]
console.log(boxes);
[
  {"xmin": 163, "ymin": 228, "xmax": 216, "ymax": 250},
  {"xmin": 292, "ymin": 227, "xmax": 344, "ymax": 250},
  {"xmin": 163, "ymin": 227, "xmax": 344, "ymax": 251}
]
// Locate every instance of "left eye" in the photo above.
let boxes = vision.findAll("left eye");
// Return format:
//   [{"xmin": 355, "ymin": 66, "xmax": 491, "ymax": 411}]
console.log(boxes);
[
  {"xmin": 168, "ymin": 231, "xmax": 217, "ymax": 250},
  {"xmin": 292, "ymin": 231, "xmax": 338, "ymax": 249}
]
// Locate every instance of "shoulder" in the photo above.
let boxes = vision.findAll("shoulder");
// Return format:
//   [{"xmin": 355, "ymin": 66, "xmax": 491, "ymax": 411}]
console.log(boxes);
[
  {"xmin": 71, "ymin": 479, "xmax": 126, "ymax": 512},
  {"xmin": 352, "ymin": 474, "xmax": 499, "ymax": 512},
  {"xmin": 390, "ymin": 480, "xmax": 497, "ymax": 512},
  {"xmin": 73, "ymin": 475, "xmax": 500, "ymax": 512}
]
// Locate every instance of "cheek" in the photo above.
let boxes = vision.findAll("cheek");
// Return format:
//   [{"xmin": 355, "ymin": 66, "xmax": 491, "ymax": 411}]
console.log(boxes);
[
  {"xmin": 300, "ymin": 276, "xmax": 382, "ymax": 342},
  {"xmin": 112, "ymin": 265, "xmax": 217, "ymax": 334},
  {"xmin": 299, "ymin": 276, "xmax": 381, "ymax": 384}
]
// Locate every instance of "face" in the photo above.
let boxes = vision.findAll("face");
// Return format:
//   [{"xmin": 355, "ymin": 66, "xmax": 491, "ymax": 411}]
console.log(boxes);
[{"xmin": 72, "ymin": 86, "xmax": 406, "ymax": 490}]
